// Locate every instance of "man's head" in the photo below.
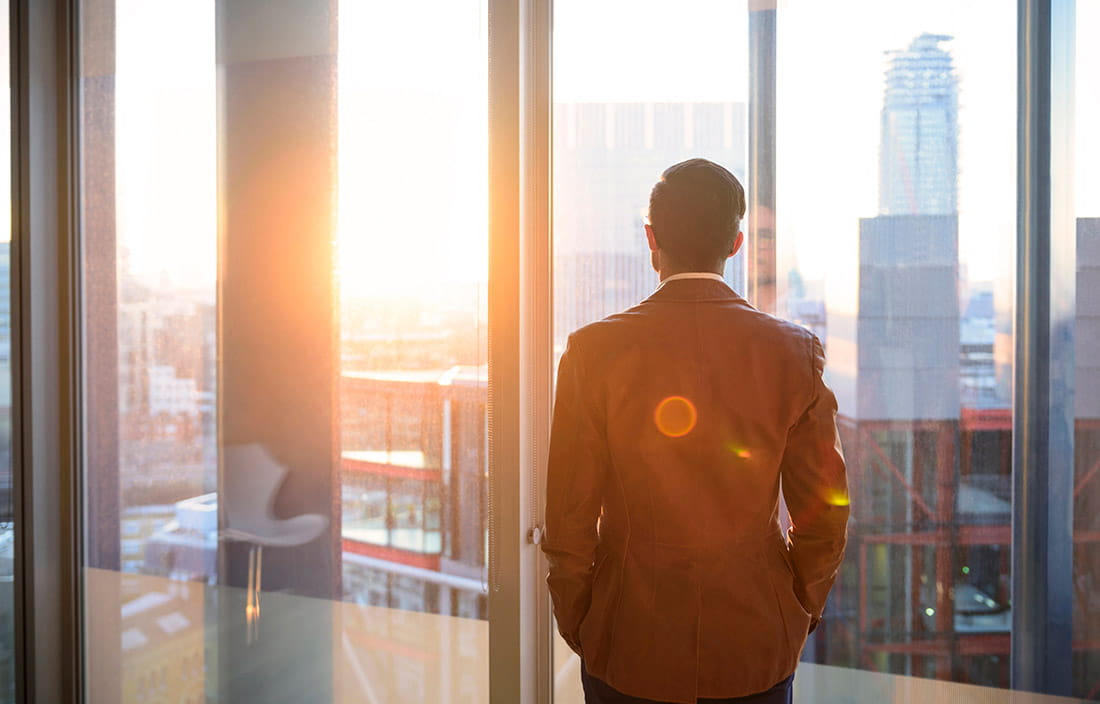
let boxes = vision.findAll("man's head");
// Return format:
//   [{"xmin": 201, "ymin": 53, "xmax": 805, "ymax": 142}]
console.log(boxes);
[{"xmin": 645, "ymin": 158, "xmax": 746, "ymax": 275}]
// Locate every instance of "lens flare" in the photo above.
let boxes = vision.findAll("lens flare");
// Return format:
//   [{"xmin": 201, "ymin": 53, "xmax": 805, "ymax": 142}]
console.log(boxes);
[
  {"xmin": 826, "ymin": 489, "xmax": 851, "ymax": 507},
  {"xmin": 725, "ymin": 442, "xmax": 752, "ymax": 459},
  {"xmin": 655, "ymin": 396, "xmax": 697, "ymax": 437}
]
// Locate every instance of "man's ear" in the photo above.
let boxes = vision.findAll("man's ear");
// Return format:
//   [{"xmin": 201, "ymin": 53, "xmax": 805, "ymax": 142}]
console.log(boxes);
[
  {"xmin": 645, "ymin": 223, "xmax": 659, "ymax": 253},
  {"xmin": 729, "ymin": 230, "xmax": 745, "ymax": 258}
]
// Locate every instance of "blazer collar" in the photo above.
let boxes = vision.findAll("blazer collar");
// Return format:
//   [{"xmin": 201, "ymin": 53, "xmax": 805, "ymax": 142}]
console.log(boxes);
[{"xmin": 643, "ymin": 276, "xmax": 748, "ymax": 304}]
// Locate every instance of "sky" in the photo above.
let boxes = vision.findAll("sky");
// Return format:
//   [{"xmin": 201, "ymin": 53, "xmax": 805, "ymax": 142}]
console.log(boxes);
[
  {"xmin": 102, "ymin": 0, "xmax": 1097, "ymax": 305},
  {"xmin": 554, "ymin": 0, "xmax": 1090, "ymax": 301}
]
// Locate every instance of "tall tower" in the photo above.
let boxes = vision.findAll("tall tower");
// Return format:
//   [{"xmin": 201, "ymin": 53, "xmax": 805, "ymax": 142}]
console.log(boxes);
[
  {"xmin": 844, "ymin": 32, "xmax": 967, "ymax": 677},
  {"xmin": 857, "ymin": 32, "xmax": 960, "ymax": 423},
  {"xmin": 878, "ymin": 33, "xmax": 959, "ymax": 216}
]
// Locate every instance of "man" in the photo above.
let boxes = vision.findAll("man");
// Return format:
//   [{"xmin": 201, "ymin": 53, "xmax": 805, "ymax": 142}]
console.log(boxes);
[{"xmin": 542, "ymin": 159, "xmax": 849, "ymax": 704}]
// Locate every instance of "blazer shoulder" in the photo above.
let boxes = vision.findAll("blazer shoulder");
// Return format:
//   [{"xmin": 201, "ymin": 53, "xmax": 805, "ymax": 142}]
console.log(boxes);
[
  {"xmin": 743, "ymin": 307, "xmax": 818, "ymax": 350},
  {"xmin": 564, "ymin": 307, "xmax": 646, "ymax": 350}
]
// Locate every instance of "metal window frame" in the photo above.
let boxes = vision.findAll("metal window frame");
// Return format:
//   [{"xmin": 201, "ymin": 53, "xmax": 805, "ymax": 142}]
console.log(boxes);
[
  {"xmin": 488, "ymin": 0, "xmax": 553, "ymax": 701},
  {"xmin": 1012, "ymin": 0, "xmax": 1076, "ymax": 694},
  {"xmin": 11, "ymin": 0, "xmax": 84, "ymax": 702}
]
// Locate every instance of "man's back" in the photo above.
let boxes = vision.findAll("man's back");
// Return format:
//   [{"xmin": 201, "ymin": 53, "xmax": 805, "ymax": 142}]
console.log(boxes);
[{"xmin": 542, "ymin": 277, "xmax": 849, "ymax": 704}]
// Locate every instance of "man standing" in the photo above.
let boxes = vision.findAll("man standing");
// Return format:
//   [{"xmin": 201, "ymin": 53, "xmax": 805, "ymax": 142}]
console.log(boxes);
[{"xmin": 542, "ymin": 159, "xmax": 849, "ymax": 704}]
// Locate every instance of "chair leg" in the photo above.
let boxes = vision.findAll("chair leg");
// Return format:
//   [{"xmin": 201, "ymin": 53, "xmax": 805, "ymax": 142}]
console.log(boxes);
[
  {"xmin": 246, "ymin": 545, "xmax": 264, "ymax": 644},
  {"xmin": 255, "ymin": 545, "xmax": 263, "ymax": 633}
]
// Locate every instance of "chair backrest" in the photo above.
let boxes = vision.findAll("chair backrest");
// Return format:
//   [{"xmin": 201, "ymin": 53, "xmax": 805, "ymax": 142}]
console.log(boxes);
[{"xmin": 222, "ymin": 443, "xmax": 288, "ymax": 534}]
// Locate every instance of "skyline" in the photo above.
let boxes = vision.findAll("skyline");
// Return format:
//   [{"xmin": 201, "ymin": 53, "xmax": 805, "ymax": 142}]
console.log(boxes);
[{"xmin": 100, "ymin": 0, "xmax": 1097, "ymax": 300}]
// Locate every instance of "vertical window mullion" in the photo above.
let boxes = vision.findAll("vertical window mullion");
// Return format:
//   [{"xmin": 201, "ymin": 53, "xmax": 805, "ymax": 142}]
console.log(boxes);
[
  {"xmin": 12, "ymin": 0, "xmax": 83, "ymax": 702},
  {"xmin": 522, "ymin": 0, "xmax": 553, "ymax": 701},
  {"xmin": 1012, "ymin": 0, "xmax": 1075, "ymax": 694},
  {"xmin": 487, "ymin": 0, "xmax": 524, "ymax": 701},
  {"xmin": 488, "ymin": 0, "xmax": 553, "ymax": 700}
]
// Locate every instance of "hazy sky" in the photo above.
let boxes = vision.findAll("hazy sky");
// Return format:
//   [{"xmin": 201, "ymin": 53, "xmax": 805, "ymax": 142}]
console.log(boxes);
[
  {"xmin": 106, "ymin": 0, "xmax": 1097, "ymax": 302},
  {"xmin": 555, "ymin": 0, "xmax": 1091, "ymax": 296}
]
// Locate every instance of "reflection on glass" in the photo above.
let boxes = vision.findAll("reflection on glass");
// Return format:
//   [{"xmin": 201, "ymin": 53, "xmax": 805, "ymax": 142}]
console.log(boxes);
[
  {"xmin": 551, "ymin": 1, "xmax": 749, "ymax": 699},
  {"xmin": 776, "ymin": 3, "xmax": 1015, "ymax": 687},
  {"xmin": 82, "ymin": 0, "xmax": 488, "ymax": 701},
  {"xmin": 337, "ymin": 0, "xmax": 489, "ymax": 621},
  {"xmin": 551, "ymin": 0, "xmax": 1021, "ymax": 698},
  {"xmin": 1074, "ymin": 1, "xmax": 1100, "ymax": 699}
]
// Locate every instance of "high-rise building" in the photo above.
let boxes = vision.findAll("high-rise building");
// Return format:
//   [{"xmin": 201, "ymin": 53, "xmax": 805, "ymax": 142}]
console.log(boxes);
[
  {"xmin": 878, "ymin": 33, "xmax": 959, "ymax": 217},
  {"xmin": 1079, "ymin": 218, "xmax": 1100, "ymax": 427},
  {"xmin": 819, "ymin": 34, "xmax": 1017, "ymax": 682},
  {"xmin": 1076, "ymin": 218, "xmax": 1100, "ymax": 688}
]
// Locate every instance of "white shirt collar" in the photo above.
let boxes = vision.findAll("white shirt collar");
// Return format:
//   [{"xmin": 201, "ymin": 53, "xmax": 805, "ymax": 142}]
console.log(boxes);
[{"xmin": 655, "ymin": 271, "xmax": 728, "ymax": 291}]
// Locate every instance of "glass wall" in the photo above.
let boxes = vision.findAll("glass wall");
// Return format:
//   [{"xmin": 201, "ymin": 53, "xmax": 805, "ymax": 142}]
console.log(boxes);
[
  {"xmin": 79, "ymin": 0, "xmax": 488, "ymax": 701},
  {"xmin": 550, "ymin": 0, "xmax": 1025, "ymax": 699},
  {"xmin": 1074, "ymin": 0, "xmax": 1100, "ymax": 699},
  {"xmin": 46, "ymin": 0, "xmax": 1094, "ymax": 700},
  {"xmin": 775, "ymin": 0, "xmax": 1016, "ymax": 686}
]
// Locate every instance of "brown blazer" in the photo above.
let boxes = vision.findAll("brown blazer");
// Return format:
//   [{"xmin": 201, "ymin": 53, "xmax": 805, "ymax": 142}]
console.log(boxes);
[{"xmin": 542, "ymin": 278, "xmax": 849, "ymax": 703}]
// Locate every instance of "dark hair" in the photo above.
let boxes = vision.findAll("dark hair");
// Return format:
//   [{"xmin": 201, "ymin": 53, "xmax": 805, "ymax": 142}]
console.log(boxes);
[{"xmin": 647, "ymin": 158, "xmax": 746, "ymax": 269}]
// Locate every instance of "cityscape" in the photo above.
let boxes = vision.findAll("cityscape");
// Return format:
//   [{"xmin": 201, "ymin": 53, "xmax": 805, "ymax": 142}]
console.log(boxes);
[{"xmin": 1, "ymin": 19, "xmax": 1098, "ymax": 704}]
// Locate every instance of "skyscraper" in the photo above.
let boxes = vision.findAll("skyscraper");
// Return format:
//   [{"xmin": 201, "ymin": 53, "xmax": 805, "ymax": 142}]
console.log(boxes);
[
  {"xmin": 857, "ymin": 31, "xmax": 961, "ymax": 420},
  {"xmin": 824, "ymin": 33, "xmax": 1006, "ymax": 681},
  {"xmin": 878, "ymin": 33, "xmax": 959, "ymax": 216}
]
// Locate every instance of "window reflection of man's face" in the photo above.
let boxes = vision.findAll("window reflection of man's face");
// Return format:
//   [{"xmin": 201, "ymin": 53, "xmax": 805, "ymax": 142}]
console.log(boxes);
[{"xmin": 750, "ymin": 206, "xmax": 777, "ymax": 309}]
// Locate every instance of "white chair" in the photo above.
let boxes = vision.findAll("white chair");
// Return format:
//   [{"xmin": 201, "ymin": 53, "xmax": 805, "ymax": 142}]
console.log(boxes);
[{"xmin": 222, "ymin": 443, "xmax": 329, "ymax": 643}]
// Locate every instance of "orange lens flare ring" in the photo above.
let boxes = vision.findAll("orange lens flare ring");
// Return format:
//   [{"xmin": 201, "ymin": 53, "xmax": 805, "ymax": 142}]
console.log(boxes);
[{"xmin": 654, "ymin": 396, "xmax": 698, "ymax": 438}]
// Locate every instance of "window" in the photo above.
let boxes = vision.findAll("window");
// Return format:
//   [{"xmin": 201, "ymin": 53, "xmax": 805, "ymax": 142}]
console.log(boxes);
[
  {"xmin": 551, "ymin": 2, "xmax": 749, "ymax": 698},
  {"xmin": 4, "ymin": 0, "xmax": 1092, "ymax": 700},
  {"xmin": 79, "ymin": 0, "xmax": 488, "ymax": 700},
  {"xmin": 776, "ymin": 3, "xmax": 1016, "ymax": 686},
  {"xmin": 549, "ymin": 0, "xmax": 1028, "ymax": 698}
]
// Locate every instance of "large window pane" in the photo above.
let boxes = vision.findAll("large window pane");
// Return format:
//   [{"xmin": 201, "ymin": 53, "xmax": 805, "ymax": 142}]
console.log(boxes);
[
  {"xmin": 1074, "ymin": 0, "xmax": 1100, "ymax": 698},
  {"xmin": 551, "ymin": 2, "xmax": 749, "ymax": 699},
  {"xmin": 775, "ymin": 1, "xmax": 1016, "ymax": 688},
  {"xmin": 80, "ymin": 1, "xmax": 488, "ymax": 701},
  {"xmin": 550, "ymin": 1, "xmax": 1026, "ymax": 700}
]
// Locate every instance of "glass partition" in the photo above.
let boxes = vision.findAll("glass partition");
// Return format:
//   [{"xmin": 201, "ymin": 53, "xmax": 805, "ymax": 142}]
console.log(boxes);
[{"xmin": 79, "ymin": 0, "xmax": 489, "ymax": 701}]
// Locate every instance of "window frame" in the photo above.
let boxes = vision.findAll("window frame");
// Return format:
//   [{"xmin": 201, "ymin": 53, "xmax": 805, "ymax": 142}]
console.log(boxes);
[
  {"xmin": 11, "ymin": 0, "xmax": 83, "ymax": 701},
  {"xmin": 1012, "ymin": 0, "xmax": 1076, "ymax": 693}
]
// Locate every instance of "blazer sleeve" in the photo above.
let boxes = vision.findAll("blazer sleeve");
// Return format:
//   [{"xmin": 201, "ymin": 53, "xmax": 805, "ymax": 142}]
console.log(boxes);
[
  {"xmin": 541, "ymin": 335, "xmax": 609, "ymax": 655},
  {"xmin": 780, "ymin": 333, "xmax": 850, "ymax": 628}
]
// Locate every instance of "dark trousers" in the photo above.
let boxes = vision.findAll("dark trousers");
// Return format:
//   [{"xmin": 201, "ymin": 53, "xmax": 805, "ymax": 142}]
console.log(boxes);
[{"xmin": 580, "ymin": 662, "xmax": 794, "ymax": 704}]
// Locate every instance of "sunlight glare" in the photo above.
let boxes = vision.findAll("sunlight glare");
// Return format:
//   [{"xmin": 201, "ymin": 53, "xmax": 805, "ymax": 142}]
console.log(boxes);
[{"xmin": 337, "ymin": 0, "xmax": 488, "ymax": 301}]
